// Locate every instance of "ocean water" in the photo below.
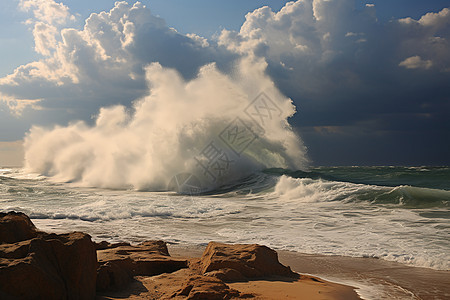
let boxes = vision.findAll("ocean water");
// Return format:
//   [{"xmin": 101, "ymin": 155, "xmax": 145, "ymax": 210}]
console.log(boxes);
[{"xmin": 1, "ymin": 166, "xmax": 449, "ymax": 271}]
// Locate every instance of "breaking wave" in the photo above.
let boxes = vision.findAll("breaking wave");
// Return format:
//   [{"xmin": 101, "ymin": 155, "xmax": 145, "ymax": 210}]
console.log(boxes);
[{"xmin": 24, "ymin": 57, "xmax": 308, "ymax": 191}]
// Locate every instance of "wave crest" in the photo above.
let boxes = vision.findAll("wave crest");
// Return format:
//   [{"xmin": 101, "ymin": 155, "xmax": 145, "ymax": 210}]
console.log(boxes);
[{"xmin": 272, "ymin": 174, "xmax": 450, "ymax": 208}]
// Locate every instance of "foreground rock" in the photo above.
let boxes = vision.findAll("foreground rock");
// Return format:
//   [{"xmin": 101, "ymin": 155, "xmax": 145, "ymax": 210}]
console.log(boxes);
[
  {"xmin": 96, "ymin": 240, "xmax": 188, "ymax": 291},
  {"xmin": 173, "ymin": 274, "xmax": 243, "ymax": 299},
  {"xmin": 143, "ymin": 242, "xmax": 300, "ymax": 299},
  {"xmin": 0, "ymin": 211, "xmax": 40, "ymax": 244},
  {"xmin": 0, "ymin": 216, "xmax": 97, "ymax": 299},
  {"xmin": 1, "ymin": 212, "xmax": 317, "ymax": 300},
  {"xmin": 199, "ymin": 242, "xmax": 299, "ymax": 282},
  {"xmin": 121, "ymin": 269, "xmax": 255, "ymax": 300}
]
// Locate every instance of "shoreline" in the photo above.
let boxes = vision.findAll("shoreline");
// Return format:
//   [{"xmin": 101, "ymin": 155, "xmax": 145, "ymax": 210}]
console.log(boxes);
[
  {"xmin": 3, "ymin": 212, "xmax": 448, "ymax": 299},
  {"xmin": 168, "ymin": 243, "xmax": 450, "ymax": 299},
  {"xmin": 2, "ymin": 211, "xmax": 361, "ymax": 300},
  {"xmin": 28, "ymin": 218, "xmax": 450, "ymax": 299}
]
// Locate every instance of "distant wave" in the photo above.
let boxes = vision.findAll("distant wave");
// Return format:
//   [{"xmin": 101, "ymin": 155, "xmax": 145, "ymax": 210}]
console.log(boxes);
[
  {"xmin": 264, "ymin": 166, "xmax": 450, "ymax": 190},
  {"xmin": 3, "ymin": 166, "xmax": 450, "ymax": 208},
  {"xmin": 271, "ymin": 175, "xmax": 450, "ymax": 208}
]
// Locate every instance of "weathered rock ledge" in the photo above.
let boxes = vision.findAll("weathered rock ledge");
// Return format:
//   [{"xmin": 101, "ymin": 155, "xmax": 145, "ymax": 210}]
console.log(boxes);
[
  {"xmin": 0, "ymin": 212, "xmax": 97, "ymax": 299},
  {"xmin": 0, "ymin": 211, "xmax": 304, "ymax": 300}
]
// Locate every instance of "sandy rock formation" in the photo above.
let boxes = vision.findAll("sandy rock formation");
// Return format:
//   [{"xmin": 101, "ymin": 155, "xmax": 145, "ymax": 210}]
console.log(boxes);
[
  {"xmin": 200, "ymin": 242, "xmax": 299, "ymax": 282},
  {"xmin": 0, "ymin": 211, "xmax": 39, "ymax": 244},
  {"xmin": 0, "ymin": 212, "xmax": 97, "ymax": 300},
  {"xmin": 173, "ymin": 274, "xmax": 242, "ymax": 299},
  {"xmin": 96, "ymin": 240, "xmax": 188, "ymax": 291},
  {"xmin": 0, "ymin": 212, "xmax": 305, "ymax": 300}
]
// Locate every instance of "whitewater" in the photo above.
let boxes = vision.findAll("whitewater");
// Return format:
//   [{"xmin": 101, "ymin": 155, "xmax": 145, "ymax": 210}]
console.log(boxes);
[{"xmin": 1, "ymin": 166, "xmax": 449, "ymax": 271}]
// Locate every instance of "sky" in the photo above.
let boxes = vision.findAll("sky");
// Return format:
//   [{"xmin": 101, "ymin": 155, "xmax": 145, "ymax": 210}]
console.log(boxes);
[{"xmin": 0, "ymin": 0, "xmax": 449, "ymax": 167}]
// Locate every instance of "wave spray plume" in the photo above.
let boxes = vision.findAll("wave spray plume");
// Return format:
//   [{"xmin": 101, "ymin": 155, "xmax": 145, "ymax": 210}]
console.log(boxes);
[{"xmin": 24, "ymin": 57, "xmax": 308, "ymax": 191}]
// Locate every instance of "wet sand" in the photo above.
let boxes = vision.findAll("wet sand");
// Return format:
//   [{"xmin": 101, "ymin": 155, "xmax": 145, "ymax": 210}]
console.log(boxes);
[
  {"xmin": 228, "ymin": 277, "xmax": 359, "ymax": 300},
  {"xmin": 169, "ymin": 244, "xmax": 450, "ymax": 299}
]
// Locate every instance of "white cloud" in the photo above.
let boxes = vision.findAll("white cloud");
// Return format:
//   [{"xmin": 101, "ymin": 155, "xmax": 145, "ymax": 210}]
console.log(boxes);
[
  {"xmin": 32, "ymin": 22, "xmax": 59, "ymax": 56},
  {"xmin": 217, "ymin": 0, "xmax": 450, "ymax": 99},
  {"xmin": 1, "ymin": 0, "xmax": 449, "ymax": 113},
  {"xmin": 396, "ymin": 8, "xmax": 450, "ymax": 72},
  {"xmin": 186, "ymin": 33, "xmax": 210, "ymax": 48},
  {"xmin": 19, "ymin": 0, "xmax": 75, "ymax": 59},
  {"xmin": 218, "ymin": 0, "xmax": 384, "ymax": 97},
  {"xmin": 0, "ymin": 1, "xmax": 234, "ymax": 115},
  {"xmin": 418, "ymin": 7, "xmax": 450, "ymax": 27},
  {"xmin": 0, "ymin": 92, "xmax": 41, "ymax": 115},
  {"xmin": 219, "ymin": 0, "xmax": 379, "ymax": 63},
  {"xmin": 398, "ymin": 8, "xmax": 450, "ymax": 28},
  {"xmin": 399, "ymin": 56, "xmax": 433, "ymax": 69},
  {"xmin": 19, "ymin": 0, "xmax": 74, "ymax": 25}
]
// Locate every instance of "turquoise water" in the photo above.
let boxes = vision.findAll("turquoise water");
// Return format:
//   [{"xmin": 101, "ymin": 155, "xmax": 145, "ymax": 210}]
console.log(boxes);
[{"xmin": 265, "ymin": 166, "xmax": 450, "ymax": 208}]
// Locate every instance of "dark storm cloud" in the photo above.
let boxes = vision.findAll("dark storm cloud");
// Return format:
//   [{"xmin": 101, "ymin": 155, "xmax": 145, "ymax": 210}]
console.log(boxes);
[{"xmin": 218, "ymin": 1, "xmax": 449, "ymax": 165}]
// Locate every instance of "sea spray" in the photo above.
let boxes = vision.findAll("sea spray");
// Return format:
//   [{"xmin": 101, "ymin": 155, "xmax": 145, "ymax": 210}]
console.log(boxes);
[{"xmin": 24, "ymin": 57, "xmax": 308, "ymax": 190}]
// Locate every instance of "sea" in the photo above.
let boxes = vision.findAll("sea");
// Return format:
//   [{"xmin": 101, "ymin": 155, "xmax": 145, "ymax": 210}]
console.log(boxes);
[{"xmin": 1, "ymin": 166, "xmax": 449, "ymax": 271}]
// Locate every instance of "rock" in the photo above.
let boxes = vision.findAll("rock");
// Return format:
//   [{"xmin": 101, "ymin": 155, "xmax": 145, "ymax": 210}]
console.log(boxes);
[
  {"xmin": 0, "ymin": 231, "xmax": 97, "ymax": 300},
  {"xmin": 96, "ymin": 240, "xmax": 187, "ymax": 291},
  {"xmin": 0, "ymin": 212, "xmax": 300, "ymax": 299},
  {"xmin": 174, "ymin": 275, "xmax": 241, "ymax": 300},
  {"xmin": 204, "ymin": 268, "xmax": 247, "ymax": 282},
  {"xmin": 200, "ymin": 242, "xmax": 299, "ymax": 281},
  {"xmin": 96, "ymin": 261, "xmax": 130, "ymax": 291},
  {"xmin": 0, "ymin": 211, "xmax": 39, "ymax": 244},
  {"xmin": 138, "ymin": 240, "xmax": 170, "ymax": 256},
  {"xmin": 94, "ymin": 241, "xmax": 132, "ymax": 250}
]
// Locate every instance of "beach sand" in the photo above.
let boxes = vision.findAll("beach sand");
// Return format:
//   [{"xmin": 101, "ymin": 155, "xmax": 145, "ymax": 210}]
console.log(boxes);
[
  {"xmin": 98, "ymin": 272, "xmax": 359, "ymax": 300},
  {"xmin": 98, "ymin": 244, "xmax": 361, "ymax": 300},
  {"xmin": 227, "ymin": 277, "xmax": 359, "ymax": 300},
  {"xmin": 168, "ymin": 244, "xmax": 450, "ymax": 300}
]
